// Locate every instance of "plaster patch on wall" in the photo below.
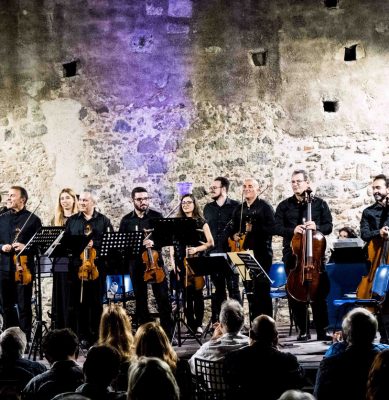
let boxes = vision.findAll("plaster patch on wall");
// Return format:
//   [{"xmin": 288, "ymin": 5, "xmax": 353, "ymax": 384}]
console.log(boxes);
[{"xmin": 168, "ymin": 0, "xmax": 193, "ymax": 18}]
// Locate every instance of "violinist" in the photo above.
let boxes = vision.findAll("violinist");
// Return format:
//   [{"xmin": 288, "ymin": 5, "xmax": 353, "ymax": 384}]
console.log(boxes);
[
  {"xmin": 360, "ymin": 174, "xmax": 389, "ymax": 343},
  {"xmin": 274, "ymin": 169, "xmax": 333, "ymax": 341},
  {"xmin": 203, "ymin": 177, "xmax": 241, "ymax": 323},
  {"xmin": 50, "ymin": 188, "xmax": 79, "ymax": 329},
  {"xmin": 0, "ymin": 186, "xmax": 41, "ymax": 341},
  {"xmin": 170, "ymin": 194, "xmax": 214, "ymax": 336},
  {"xmin": 230, "ymin": 178, "xmax": 275, "ymax": 320},
  {"xmin": 119, "ymin": 187, "xmax": 173, "ymax": 339},
  {"xmin": 65, "ymin": 189, "xmax": 113, "ymax": 347},
  {"xmin": 0, "ymin": 193, "xmax": 8, "ymax": 215}
]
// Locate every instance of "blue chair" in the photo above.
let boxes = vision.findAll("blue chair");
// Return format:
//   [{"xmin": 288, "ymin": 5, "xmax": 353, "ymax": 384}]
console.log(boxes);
[
  {"xmin": 333, "ymin": 263, "xmax": 389, "ymax": 335},
  {"xmin": 269, "ymin": 262, "xmax": 295, "ymax": 335}
]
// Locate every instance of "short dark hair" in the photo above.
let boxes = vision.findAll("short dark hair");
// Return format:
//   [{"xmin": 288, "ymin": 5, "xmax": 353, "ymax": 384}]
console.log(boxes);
[
  {"xmin": 214, "ymin": 177, "xmax": 230, "ymax": 191},
  {"xmin": 131, "ymin": 187, "xmax": 148, "ymax": 199},
  {"xmin": 291, "ymin": 170, "xmax": 309, "ymax": 182},
  {"xmin": 373, "ymin": 174, "xmax": 389, "ymax": 187},
  {"xmin": 10, "ymin": 186, "xmax": 28, "ymax": 204},
  {"xmin": 42, "ymin": 328, "xmax": 78, "ymax": 362}
]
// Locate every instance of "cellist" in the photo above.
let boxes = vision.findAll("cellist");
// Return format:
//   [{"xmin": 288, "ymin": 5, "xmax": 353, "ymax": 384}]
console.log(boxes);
[
  {"xmin": 0, "ymin": 186, "xmax": 41, "ymax": 342},
  {"xmin": 274, "ymin": 170, "xmax": 333, "ymax": 341},
  {"xmin": 360, "ymin": 174, "xmax": 389, "ymax": 343}
]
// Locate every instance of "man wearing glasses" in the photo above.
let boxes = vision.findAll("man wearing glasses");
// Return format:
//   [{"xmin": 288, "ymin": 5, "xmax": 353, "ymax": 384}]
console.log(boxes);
[
  {"xmin": 274, "ymin": 169, "xmax": 333, "ymax": 342},
  {"xmin": 119, "ymin": 187, "xmax": 173, "ymax": 338},
  {"xmin": 204, "ymin": 177, "xmax": 241, "ymax": 323}
]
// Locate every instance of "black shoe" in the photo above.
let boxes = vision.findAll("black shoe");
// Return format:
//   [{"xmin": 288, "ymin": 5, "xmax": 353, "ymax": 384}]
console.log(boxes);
[
  {"xmin": 297, "ymin": 333, "xmax": 311, "ymax": 341},
  {"xmin": 317, "ymin": 333, "xmax": 333, "ymax": 342}
]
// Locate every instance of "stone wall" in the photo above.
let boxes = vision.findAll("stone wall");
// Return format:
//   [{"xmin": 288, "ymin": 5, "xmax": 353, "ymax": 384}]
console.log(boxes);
[{"xmin": 1, "ymin": 0, "xmax": 389, "ymax": 259}]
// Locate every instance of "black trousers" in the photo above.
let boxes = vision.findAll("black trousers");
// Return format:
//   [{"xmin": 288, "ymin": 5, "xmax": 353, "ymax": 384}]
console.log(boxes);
[
  {"xmin": 0, "ymin": 270, "xmax": 33, "ymax": 340},
  {"xmin": 128, "ymin": 260, "xmax": 173, "ymax": 338}
]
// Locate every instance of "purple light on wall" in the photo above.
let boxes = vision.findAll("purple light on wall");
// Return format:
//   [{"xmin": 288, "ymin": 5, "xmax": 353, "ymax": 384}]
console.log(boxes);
[{"xmin": 176, "ymin": 181, "xmax": 193, "ymax": 196}]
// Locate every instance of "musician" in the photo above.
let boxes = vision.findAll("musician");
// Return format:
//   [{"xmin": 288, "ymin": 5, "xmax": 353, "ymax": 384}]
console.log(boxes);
[
  {"xmin": 65, "ymin": 189, "xmax": 113, "ymax": 347},
  {"xmin": 119, "ymin": 187, "xmax": 173, "ymax": 338},
  {"xmin": 274, "ymin": 169, "xmax": 333, "ymax": 341},
  {"xmin": 203, "ymin": 177, "xmax": 241, "ymax": 323},
  {"xmin": 51, "ymin": 188, "xmax": 79, "ymax": 329},
  {"xmin": 231, "ymin": 178, "xmax": 275, "ymax": 320},
  {"xmin": 170, "ymin": 194, "xmax": 214, "ymax": 335},
  {"xmin": 360, "ymin": 174, "xmax": 389, "ymax": 343},
  {"xmin": 0, "ymin": 186, "xmax": 42, "ymax": 341},
  {"xmin": 0, "ymin": 193, "xmax": 8, "ymax": 215}
]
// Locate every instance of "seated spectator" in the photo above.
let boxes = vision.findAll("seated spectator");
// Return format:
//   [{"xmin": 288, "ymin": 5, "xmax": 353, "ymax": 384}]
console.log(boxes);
[
  {"xmin": 23, "ymin": 328, "xmax": 84, "ymax": 400},
  {"xmin": 366, "ymin": 348, "xmax": 389, "ymax": 400},
  {"xmin": 127, "ymin": 356, "xmax": 180, "ymax": 400},
  {"xmin": 223, "ymin": 314, "xmax": 304, "ymax": 400},
  {"xmin": 53, "ymin": 345, "xmax": 126, "ymax": 400},
  {"xmin": 189, "ymin": 299, "xmax": 248, "ymax": 374},
  {"xmin": 278, "ymin": 389, "xmax": 315, "ymax": 400},
  {"xmin": 133, "ymin": 322, "xmax": 191, "ymax": 400},
  {"xmin": 314, "ymin": 307, "xmax": 381, "ymax": 400},
  {"xmin": 0, "ymin": 326, "xmax": 46, "ymax": 391},
  {"xmin": 97, "ymin": 304, "xmax": 135, "ymax": 391}
]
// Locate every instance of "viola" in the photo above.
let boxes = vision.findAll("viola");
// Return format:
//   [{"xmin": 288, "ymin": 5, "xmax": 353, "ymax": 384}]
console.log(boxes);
[
  {"xmin": 12, "ymin": 228, "xmax": 32, "ymax": 286},
  {"xmin": 228, "ymin": 233, "xmax": 246, "ymax": 252},
  {"xmin": 78, "ymin": 224, "xmax": 99, "ymax": 282},
  {"xmin": 142, "ymin": 247, "xmax": 165, "ymax": 284},
  {"xmin": 287, "ymin": 188, "xmax": 327, "ymax": 303},
  {"xmin": 183, "ymin": 246, "xmax": 205, "ymax": 290}
]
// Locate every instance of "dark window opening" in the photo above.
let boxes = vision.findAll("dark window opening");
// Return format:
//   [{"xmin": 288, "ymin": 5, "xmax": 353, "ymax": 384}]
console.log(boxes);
[
  {"xmin": 324, "ymin": 0, "xmax": 338, "ymax": 8},
  {"xmin": 251, "ymin": 51, "xmax": 267, "ymax": 66},
  {"xmin": 63, "ymin": 60, "xmax": 79, "ymax": 78},
  {"xmin": 323, "ymin": 101, "xmax": 339, "ymax": 112},
  {"xmin": 344, "ymin": 45, "xmax": 357, "ymax": 61}
]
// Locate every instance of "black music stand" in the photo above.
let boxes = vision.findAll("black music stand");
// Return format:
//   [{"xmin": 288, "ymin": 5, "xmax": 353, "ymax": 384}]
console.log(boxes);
[
  {"xmin": 100, "ymin": 231, "xmax": 143, "ymax": 307},
  {"xmin": 151, "ymin": 217, "xmax": 201, "ymax": 346},
  {"xmin": 185, "ymin": 254, "xmax": 232, "ymax": 338},
  {"xmin": 21, "ymin": 227, "xmax": 68, "ymax": 360}
]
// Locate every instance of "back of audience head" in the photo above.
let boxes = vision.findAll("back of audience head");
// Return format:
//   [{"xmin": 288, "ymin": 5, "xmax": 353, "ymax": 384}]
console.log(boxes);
[
  {"xmin": 127, "ymin": 357, "xmax": 179, "ymax": 400},
  {"xmin": 98, "ymin": 303, "xmax": 134, "ymax": 361},
  {"xmin": 366, "ymin": 349, "xmax": 389, "ymax": 400},
  {"xmin": 0, "ymin": 327, "xmax": 27, "ymax": 361},
  {"xmin": 278, "ymin": 389, "xmax": 316, "ymax": 400},
  {"xmin": 250, "ymin": 315, "xmax": 278, "ymax": 347},
  {"xmin": 133, "ymin": 322, "xmax": 177, "ymax": 372},
  {"xmin": 83, "ymin": 345, "xmax": 121, "ymax": 387},
  {"xmin": 338, "ymin": 226, "xmax": 358, "ymax": 239},
  {"xmin": 219, "ymin": 299, "xmax": 245, "ymax": 334},
  {"xmin": 341, "ymin": 307, "xmax": 377, "ymax": 346},
  {"xmin": 42, "ymin": 328, "xmax": 79, "ymax": 364}
]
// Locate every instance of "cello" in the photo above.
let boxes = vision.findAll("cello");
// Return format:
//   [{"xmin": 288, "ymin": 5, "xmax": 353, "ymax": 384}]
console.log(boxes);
[
  {"xmin": 357, "ymin": 199, "xmax": 389, "ymax": 301},
  {"xmin": 287, "ymin": 188, "xmax": 327, "ymax": 303}
]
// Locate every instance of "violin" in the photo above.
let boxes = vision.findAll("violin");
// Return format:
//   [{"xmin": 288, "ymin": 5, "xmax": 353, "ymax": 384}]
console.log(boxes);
[
  {"xmin": 78, "ymin": 224, "xmax": 99, "ymax": 282},
  {"xmin": 142, "ymin": 246, "xmax": 165, "ymax": 284},
  {"xmin": 183, "ymin": 246, "xmax": 205, "ymax": 290},
  {"xmin": 13, "ymin": 228, "xmax": 32, "ymax": 286},
  {"xmin": 287, "ymin": 188, "xmax": 326, "ymax": 303},
  {"xmin": 228, "ymin": 233, "xmax": 246, "ymax": 252}
]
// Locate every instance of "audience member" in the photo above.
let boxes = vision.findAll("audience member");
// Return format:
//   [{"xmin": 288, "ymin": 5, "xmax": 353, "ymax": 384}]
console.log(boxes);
[
  {"xmin": 366, "ymin": 349, "xmax": 389, "ymax": 400},
  {"xmin": 277, "ymin": 389, "xmax": 315, "ymax": 400},
  {"xmin": 223, "ymin": 315, "xmax": 304, "ymax": 400},
  {"xmin": 314, "ymin": 307, "xmax": 381, "ymax": 400},
  {"xmin": 133, "ymin": 321, "xmax": 191, "ymax": 400},
  {"xmin": 189, "ymin": 299, "xmax": 248, "ymax": 374},
  {"xmin": 53, "ymin": 345, "xmax": 126, "ymax": 400},
  {"xmin": 127, "ymin": 356, "xmax": 180, "ymax": 400},
  {"xmin": 0, "ymin": 327, "xmax": 46, "ymax": 392},
  {"xmin": 23, "ymin": 328, "xmax": 84, "ymax": 400},
  {"xmin": 97, "ymin": 304, "xmax": 135, "ymax": 391}
]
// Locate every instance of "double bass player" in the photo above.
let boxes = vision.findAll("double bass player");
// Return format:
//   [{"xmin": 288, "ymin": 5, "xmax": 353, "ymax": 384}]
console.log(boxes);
[
  {"xmin": 274, "ymin": 170, "xmax": 333, "ymax": 341},
  {"xmin": 360, "ymin": 174, "xmax": 389, "ymax": 343}
]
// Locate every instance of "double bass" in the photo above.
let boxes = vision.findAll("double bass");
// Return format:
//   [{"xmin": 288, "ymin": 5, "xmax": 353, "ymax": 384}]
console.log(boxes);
[{"xmin": 287, "ymin": 188, "xmax": 327, "ymax": 303}]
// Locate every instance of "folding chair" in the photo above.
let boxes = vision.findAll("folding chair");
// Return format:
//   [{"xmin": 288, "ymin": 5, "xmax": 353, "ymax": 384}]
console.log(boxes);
[{"xmin": 193, "ymin": 357, "xmax": 228, "ymax": 399}]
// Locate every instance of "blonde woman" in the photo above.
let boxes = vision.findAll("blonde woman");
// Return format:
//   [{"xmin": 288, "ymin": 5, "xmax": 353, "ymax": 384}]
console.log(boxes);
[{"xmin": 53, "ymin": 188, "xmax": 79, "ymax": 226}]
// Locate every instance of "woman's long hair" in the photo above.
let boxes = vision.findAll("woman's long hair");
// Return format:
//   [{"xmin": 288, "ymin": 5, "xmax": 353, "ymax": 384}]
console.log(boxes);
[
  {"xmin": 98, "ymin": 304, "xmax": 134, "ymax": 361},
  {"xmin": 366, "ymin": 349, "xmax": 389, "ymax": 400},
  {"xmin": 54, "ymin": 188, "xmax": 79, "ymax": 226},
  {"xmin": 176, "ymin": 194, "xmax": 203, "ymax": 220},
  {"xmin": 133, "ymin": 322, "xmax": 178, "ymax": 372}
]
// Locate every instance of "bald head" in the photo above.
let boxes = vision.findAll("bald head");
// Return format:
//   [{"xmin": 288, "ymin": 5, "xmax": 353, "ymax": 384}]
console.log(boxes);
[{"xmin": 250, "ymin": 315, "xmax": 278, "ymax": 346}]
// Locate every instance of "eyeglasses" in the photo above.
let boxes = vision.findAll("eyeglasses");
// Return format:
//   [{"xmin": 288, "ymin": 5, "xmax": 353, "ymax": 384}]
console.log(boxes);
[
  {"xmin": 181, "ymin": 201, "xmax": 194, "ymax": 205},
  {"xmin": 134, "ymin": 197, "xmax": 149, "ymax": 203},
  {"xmin": 291, "ymin": 180, "xmax": 306, "ymax": 184},
  {"xmin": 209, "ymin": 186, "xmax": 222, "ymax": 191}
]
